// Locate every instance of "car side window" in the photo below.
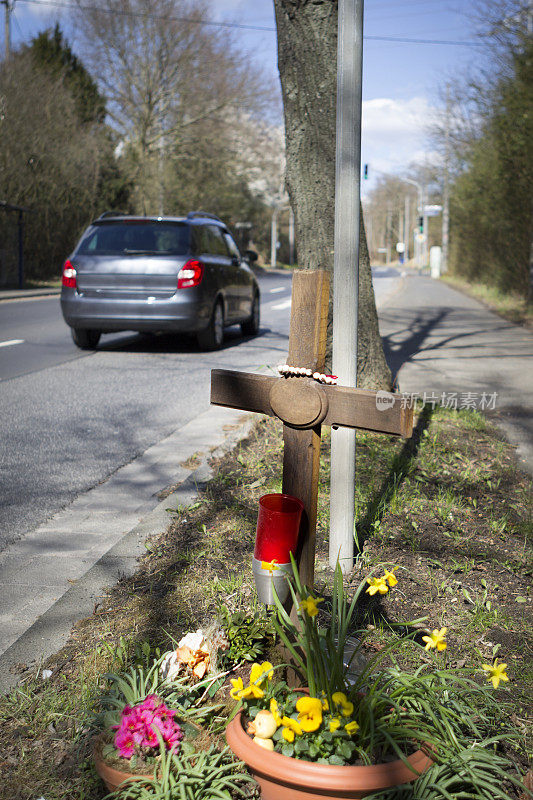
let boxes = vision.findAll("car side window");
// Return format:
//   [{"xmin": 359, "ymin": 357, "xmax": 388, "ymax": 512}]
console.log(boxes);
[
  {"xmin": 206, "ymin": 225, "xmax": 229, "ymax": 257},
  {"xmin": 223, "ymin": 232, "xmax": 240, "ymax": 260},
  {"xmin": 191, "ymin": 225, "xmax": 209, "ymax": 255}
]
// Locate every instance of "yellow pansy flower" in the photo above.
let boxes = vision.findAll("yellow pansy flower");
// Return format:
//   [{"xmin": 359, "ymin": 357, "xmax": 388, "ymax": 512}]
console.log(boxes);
[
  {"xmin": 332, "ymin": 691, "xmax": 354, "ymax": 717},
  {"xmin": 281, "ymin": 715, "xmax": 303, "ymax": 742},
  {"xmin": 482, "ymin": 659, "xmax": 509, "ymax": 689},
  {"xmin": 329, "ymin": 717, "xmax": 341, "ymax": 732},
  {"xmin": 270, "ymin": 698, "xmax": 282, "ymax": 726},
  {"xmin": 298, "ymin": 595, "xmax": 324, "ymax": 618},
  {"xmin": 365, "ymin": 577, "xmax": 389, "ymax": 596},
  {"xmin": 345, "ymin": 719, "xmax": 360, "ymax": 736},
  {"xmin": 250, "ymin": 661, "xmax": 274, "ymax": 686},
  {"xmin": 230, "ymin": 678, "xmax": 264, "ymax": 700},
  {"xmin": 230, "ymin": 677, "xmax": 245, "ymax": 700},
  {"xmin": 383, "ymin": 568, "xmax": 398, "ymax": 587},
  {"xmin": 296, "ymin": 696, "xmax": 323, "ymax": 732},
  {"xmin": 422, "ymin": 627, "xmax": 447, "ymax": 651}
]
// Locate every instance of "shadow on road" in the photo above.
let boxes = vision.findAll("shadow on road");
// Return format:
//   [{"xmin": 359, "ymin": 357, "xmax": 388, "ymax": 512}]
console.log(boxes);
[{"xmin": 97, "ymin": 327, "xmax": 272, "ymax": 354}]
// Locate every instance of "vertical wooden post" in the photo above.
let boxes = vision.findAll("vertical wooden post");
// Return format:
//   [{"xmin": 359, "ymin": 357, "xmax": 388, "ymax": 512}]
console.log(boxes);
[{"xmin": 282, "ymin": 271, "xmax": 330, "ymax": 591}]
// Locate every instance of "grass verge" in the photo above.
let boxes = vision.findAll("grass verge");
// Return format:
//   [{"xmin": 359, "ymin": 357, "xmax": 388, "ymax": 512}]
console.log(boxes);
[
  {"xmin": 441, "ymin": 274, "xmax": 533, "ymax": 329},
  {"xmin": 0, "ymin": 406, "xmax": 531, "ymax": 798}
]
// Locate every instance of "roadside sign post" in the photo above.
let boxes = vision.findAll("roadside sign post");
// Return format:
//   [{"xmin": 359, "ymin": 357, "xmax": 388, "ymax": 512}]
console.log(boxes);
[{"xmin": 330, "ymin": 0, "xmax": 365, "ymax": 574}]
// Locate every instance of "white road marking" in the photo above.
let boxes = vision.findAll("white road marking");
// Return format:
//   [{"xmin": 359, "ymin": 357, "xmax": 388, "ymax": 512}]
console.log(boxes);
[
  {"xmin": 0, "ymin": 339, "xmax": 24, "ymax": 348},
  {"xmin": 271, "ymin": 299, "xmax": 292, "ymax": 311},
  {"xmin": 269, "ymin": 286, "xmax": 285, "ymax": 293}
]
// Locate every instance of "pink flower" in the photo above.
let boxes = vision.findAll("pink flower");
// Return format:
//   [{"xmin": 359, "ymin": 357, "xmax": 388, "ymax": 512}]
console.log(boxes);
[
  {"xmin": 113, "ymin": 697, "xmax": 183, "ymax": 760},
  {"xmin": 141, "ymin": 695, "xmax": 159, "ymax": 711},
  {"xmin": 115, "ymin": 729, "xmax": 136, "ymax": 759}
]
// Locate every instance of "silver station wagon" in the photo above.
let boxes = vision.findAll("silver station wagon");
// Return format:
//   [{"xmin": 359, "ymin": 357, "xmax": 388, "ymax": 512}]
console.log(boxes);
[{"xmin": 60, "ymin": 212, "xmax": 260, "ymax": 350}]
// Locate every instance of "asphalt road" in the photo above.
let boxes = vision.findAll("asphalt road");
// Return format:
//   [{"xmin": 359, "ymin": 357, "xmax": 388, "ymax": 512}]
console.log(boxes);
[
  {"xmin": 0, "ymin": 267, "xmax": 400, "ymax": 552},
  {"xmin": 0, "ymin": 271, "xmax": 297, "ymax": 550}
]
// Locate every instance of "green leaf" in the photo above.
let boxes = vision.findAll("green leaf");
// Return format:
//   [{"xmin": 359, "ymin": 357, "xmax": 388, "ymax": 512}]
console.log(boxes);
[
  {"xmin": 328, "ymin": 754, "xmax": 345, "ymax": 765},
  {"xmin": 281, "ymin": 743, "xmax": 294, "ymax": 757},
  {"xmin": 515, "ymin": 596, "xmax": 527, "ymax": 603}
]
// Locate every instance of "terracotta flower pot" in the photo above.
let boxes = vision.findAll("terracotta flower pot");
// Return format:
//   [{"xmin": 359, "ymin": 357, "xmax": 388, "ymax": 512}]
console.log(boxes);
[
  {"xmin": 226, "ymin": 711, "xmax": 434, "ymax": 800},
  {"xmin": 93, "ymin": 738, "xmax": 156, "ymax": 793}
]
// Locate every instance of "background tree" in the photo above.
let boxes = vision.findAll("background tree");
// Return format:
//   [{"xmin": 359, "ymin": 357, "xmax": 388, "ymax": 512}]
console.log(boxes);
[
  {"xmin": 30, "ymin": 23, "xmax": 106, "ymax": 124},
  {"xmin": 0, "ymin": 33, "xmax": 127, "ymax": 282},
  {"xmin": 430, "ymin": 0, "xmax": 532, "ymax": 299},
  {"xmin": 273, "ymin": 0, "xmax": 391, "ymax": 390},
  {"xmin": 73, "ymin": 0, "xmax": 274, "ymax": 217}
]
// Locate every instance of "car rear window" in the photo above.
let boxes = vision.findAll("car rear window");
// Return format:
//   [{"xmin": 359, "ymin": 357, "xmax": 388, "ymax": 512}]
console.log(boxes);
[{"xmin": 76, "ymin": 222, "xmax": 190, "ymax": 256}]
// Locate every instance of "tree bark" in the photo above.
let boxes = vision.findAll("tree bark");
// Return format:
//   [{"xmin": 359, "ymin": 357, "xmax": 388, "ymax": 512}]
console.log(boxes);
[{"xmin": 273, "ymin": 0, "xmax": 392, "ymax": 390}]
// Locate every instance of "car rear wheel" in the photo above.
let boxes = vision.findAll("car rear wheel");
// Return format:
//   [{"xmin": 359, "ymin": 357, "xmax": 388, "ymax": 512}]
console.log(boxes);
[
  {"xmin": 71, "ymin": 328, "xmax": 101, "ymax": 349},
  {"xmin": 241, "ymin": 292, "xmax": 260, "ymax": 336},
  {"xmin": 197, "ymin": 300, "xmax": 224, "ymax": 350}
]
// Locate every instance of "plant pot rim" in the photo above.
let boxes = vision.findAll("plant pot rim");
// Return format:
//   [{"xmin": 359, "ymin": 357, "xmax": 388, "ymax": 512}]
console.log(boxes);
[
  {"xmin": 226, "ymin": 711, "xmax": 434, "ymax": 793},
  {"xmin": 93, "ymin": 735, "xmax": 156, "ymax": 791}
]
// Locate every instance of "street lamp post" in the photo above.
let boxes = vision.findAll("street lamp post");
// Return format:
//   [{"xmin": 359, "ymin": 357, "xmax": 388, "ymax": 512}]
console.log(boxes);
[{"xmin": 404, "ymin": 177, "xmax": 423, "ymax": 268}]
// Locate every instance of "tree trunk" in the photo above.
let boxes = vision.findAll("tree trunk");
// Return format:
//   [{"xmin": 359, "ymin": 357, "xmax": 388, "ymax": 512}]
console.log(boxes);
[{"xmin": 273, "ymin": 0, "xmax": 392, "ymax": 390}]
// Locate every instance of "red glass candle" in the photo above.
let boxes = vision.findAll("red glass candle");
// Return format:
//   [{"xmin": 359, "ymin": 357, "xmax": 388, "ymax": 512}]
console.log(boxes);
[{"xmin": 253, "ymin": 493, "xmax": 304, "ymax": 564}]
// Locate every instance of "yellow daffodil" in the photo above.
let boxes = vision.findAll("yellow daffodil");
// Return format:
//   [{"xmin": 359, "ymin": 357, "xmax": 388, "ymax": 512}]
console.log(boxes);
[
  {"xmin": 383, "ymin": 568, "xmax": 398, "ymax": 587},
  {"xmin": 261, "ymin": 559, "xmax": 279, "ymax": 573},
  {"xmin": 281, "ymin": 715, "xmax": 303, "ymax": 742},
  {"xmin": 298, "ymin": 595, "xmax": 324, "ymax": 618},
  {"xmin": 482, "ymin": 659, "xmax": 509, "ymax": 689},
  {"xmin": 230, "ymin": 677, "xmax": 245, "ymax": 700},
  {"xmin": 250, "ymin": 662, "xmax": 274, "ymax": 686},
  {"xmin": 332, "ymin": 691, "xmax": 354, "ymax": 717},
  {"xmin": 422, "ymin": 627, "xmax": 447, "ymax": 651},
  {"xmin": 296, "ymin": 696, "xmax": 323, "ymax": 732},
  {"xmin": 345, "ymin": 720, "xmax": 360, "ymax": 736},
  {"xmin": 270, "ymin": 698, "xmax": 282, "ymax": 726},
  {"xmin": 366, "ymin": 577, "xmax": 389, "ymax": 596},
  {"xmin": 329, "ymin": 717, "xmax": 341, "ymax": 732}
]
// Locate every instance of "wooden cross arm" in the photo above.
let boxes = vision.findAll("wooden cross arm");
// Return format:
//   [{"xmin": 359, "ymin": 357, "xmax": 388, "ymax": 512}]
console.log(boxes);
[{"xmin": 211, "ymin": 369, "xmax": 413, "ymax": 438}]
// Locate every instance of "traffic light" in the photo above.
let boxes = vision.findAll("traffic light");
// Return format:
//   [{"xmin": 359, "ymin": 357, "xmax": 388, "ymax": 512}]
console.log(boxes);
[
  {"xmin": 363, "ymin": 164, "xmax": 368, "ymax": 180},
  {"xmin": 418, "ymin": 216, "xmax": 424, "ymax": 233}
]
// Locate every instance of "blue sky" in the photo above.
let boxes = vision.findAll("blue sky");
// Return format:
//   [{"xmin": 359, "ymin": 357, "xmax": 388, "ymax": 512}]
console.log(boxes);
[{"xmin": 7, "ymin": 0, "xmax": 483, "ymax": 192}]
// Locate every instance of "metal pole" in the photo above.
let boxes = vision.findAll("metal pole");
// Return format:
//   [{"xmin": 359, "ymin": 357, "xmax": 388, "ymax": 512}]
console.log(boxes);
[
  {"xmin": 289, "ymin": 206, "xmax": 295, "ymax": 266},
  {"xmin": 3, "ymin": 0, "xmax": 12, "ymax": 59},
  {"xmin": 442, "ymin": 84, "xmax": 450, "ymax": 273},
  {"xmin": 404, "ymin": 194, "xmax": 410, "ymax": 260},
  {"xmin": 270, "ymin": 207, "xmax": 278, "ymax": 269},
  {"xmin": 330, "ymin": 0, "xmax": 364, "ymax": 573},
  {"xmin": 17, "ymin": 210, "xmax": 24, "ymax": 289},
  {"xmin": 385, "ymin": 207, "xmax": 391, "ymax": 264}
]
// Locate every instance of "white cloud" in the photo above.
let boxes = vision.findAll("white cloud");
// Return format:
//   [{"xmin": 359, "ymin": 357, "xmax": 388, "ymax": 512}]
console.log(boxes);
[{"xmin": 361, "ymin": 96, "xmax": 436, "ymax": 179}]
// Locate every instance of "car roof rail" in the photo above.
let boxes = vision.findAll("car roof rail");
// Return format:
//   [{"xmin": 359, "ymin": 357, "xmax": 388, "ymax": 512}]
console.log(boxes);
[
  {"xmin": 97, "ymin": 211, "xmax": 127, "ymax": 219},
  {"xmin": 187, "ymin": 211, "xmax": 223, "ymax": 223}
]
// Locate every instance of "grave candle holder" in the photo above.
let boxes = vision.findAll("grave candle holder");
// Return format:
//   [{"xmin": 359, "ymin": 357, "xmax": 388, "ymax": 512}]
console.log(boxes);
[{"xmin": 252, "ymin": 493, "xmax": 304, "ymax": 604}]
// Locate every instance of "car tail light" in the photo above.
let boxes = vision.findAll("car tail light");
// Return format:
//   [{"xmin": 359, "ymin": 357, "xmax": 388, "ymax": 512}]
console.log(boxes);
[
  {"xmin": 178, "ymin": 259, "xmax": 204, "ymax": 289},
  {"xmin": 62, "ymin": 259, "xmax": 77, "ymax": 289}
]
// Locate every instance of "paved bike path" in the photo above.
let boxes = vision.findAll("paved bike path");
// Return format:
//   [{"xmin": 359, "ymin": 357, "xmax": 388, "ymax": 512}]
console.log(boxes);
[{"xmin": 379, "ymin": 272, "xmax": 533, "ymax": 475}]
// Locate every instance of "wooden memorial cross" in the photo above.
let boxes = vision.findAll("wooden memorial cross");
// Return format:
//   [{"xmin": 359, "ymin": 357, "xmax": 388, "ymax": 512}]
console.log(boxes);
[{"xmin": 211, "ymin": 270, "xmax": 413, "ymax": 590}]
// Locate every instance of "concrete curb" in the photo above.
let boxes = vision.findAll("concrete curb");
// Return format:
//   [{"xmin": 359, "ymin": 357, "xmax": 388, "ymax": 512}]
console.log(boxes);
[
  {"xmin": 0, "ymin": 288, "xmax": 61, "ymax": 301},
  {"xmin": 0, "ymin": 408, "xmax": 257, "ymax": 693}
]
